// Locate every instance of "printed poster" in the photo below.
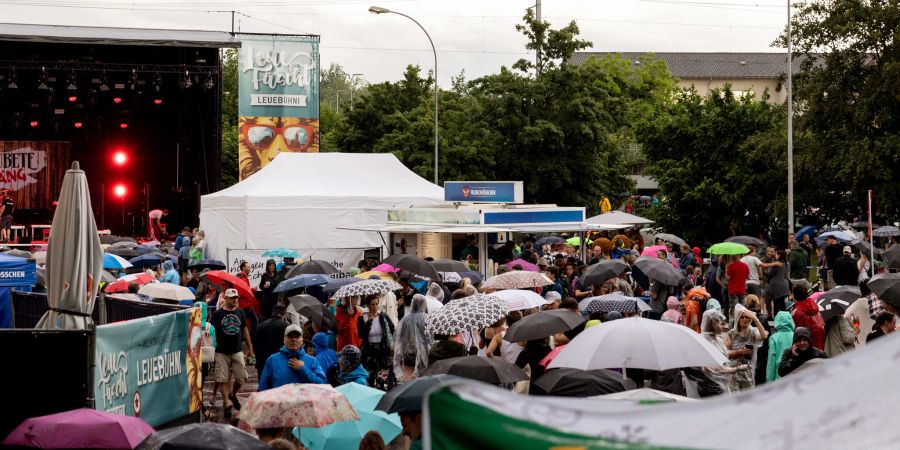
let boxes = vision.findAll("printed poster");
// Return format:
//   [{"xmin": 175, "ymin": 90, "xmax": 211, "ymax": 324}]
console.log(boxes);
[{"xmin": 227, "ymin": 248, "xmax": 369, "ymax": 288}]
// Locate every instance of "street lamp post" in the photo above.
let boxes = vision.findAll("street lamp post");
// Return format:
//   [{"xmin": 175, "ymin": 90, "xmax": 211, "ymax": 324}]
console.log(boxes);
[
  {"xmin": 369, "ymin": 5, "xmax": 440, "ymax": 185},
  {"xmin": 787, "ymin": 0, "xmax": 794, "ymax": 234}
]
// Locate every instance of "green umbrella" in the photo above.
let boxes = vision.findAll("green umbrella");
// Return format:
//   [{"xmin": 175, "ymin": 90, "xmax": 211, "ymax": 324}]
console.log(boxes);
[
  {"xmin": 295, "ymin": 383, "xmax": 401, "ymax": 450},
  {"xmin": 565, "ymin": 237, "xmax": 592, "ymax": 247},
  {"xmin": 707, "ymin": 242, "xmax": 750, "ymax": 255}
]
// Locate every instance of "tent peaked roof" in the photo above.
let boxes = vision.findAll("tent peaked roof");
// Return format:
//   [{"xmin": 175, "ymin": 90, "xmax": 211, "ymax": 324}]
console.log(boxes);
[
  {"xmin": 205, "ymin": 152, "xmax": 443, "ymax": 207},
  {"xmin": 586, "ymin": 211, "xmax": 654, "ymax": 226}
]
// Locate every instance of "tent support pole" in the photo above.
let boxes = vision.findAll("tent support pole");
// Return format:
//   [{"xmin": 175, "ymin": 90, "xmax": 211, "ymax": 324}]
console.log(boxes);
[{"xmin": 479, "ymin": 232, "xmax": 489, "ymax": 276}]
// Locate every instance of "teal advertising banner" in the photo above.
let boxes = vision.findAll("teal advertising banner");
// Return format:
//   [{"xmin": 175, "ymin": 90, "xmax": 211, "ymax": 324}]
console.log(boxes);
[
  {"xmin": 237, "ymin": 34, "xmax": 321, "ymax": 180},
  {"xmin": 94, "ymin": 309, "xmax": 202, "ymax": 427}
]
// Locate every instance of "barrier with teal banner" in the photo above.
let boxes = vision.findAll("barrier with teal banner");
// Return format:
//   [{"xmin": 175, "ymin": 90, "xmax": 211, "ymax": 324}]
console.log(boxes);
[{"xmin": 94, "ymin": 308, "xmax": 202, "ymax": 426}]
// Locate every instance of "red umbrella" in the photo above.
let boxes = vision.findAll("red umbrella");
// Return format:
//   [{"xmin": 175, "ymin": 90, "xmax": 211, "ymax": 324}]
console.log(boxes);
[
  {"xmin": 203, "ymin": 270, "xmax": 260, "ymax": 315},
  {"xmin": 104, "ymin": 273, "xmax": 155, "ymax": 293}
]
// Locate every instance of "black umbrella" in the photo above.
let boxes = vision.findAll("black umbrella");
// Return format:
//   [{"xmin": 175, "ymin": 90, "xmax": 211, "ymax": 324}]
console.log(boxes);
[
  {"xmin": 536, "ymin": 236, "xmax": 564, "ymax": 246},
  {"xmin": 188, "ymin": 259, "xmax": 227, "ymax": 271},
  {"xmin": 107, "ymin": 247, "xmax": 139, "ymax": 258},
  {"xmin": 286, "ymin": 259, "xmax": 340, "ymax": 278},
  {"xmin": 322, "ymin": 277, "xmax": 360, "ymax": 296},
  {"xmin": 866, "ymin": 272, "xmax": 900, "ymax": 308},
  {"xmin": 288, "ymin": 294, "xmax": 335, "ymax": 329},
  {"xmin": 882, "ymin": 245, "xmax": 900, "ymax": 269},
  {"xmin": 384, "ymin": 254, "xmax": 441, "ymax": 281},
  {"xmin": 532, "ymin": 368, "xmax": 635, "ymax": 397},
  {"xmin": 504, "ymin": 309, "xmax": 586, "ymax": 342},
  {"xmin": 129, "ymin": 254, "xmax": 162, "ymax": 269},
  {"xmin": 430, "ymin": 259, "xmax": 470, "ymax": 272},
  {"xmin": 136, "ymin": 423, "xmax": 269, "ymax": 450},
  {"xmin": 816, "ymin": 286, "xmax": 861, "ymax": 322},
  {"xmin": 725, "ymin": 235, "xmax": 765, "ymax": 247},
  {"xmin": 423, "ymin": 356, "xmax": 528, "ymax": 385},
  {"xmin": 618, "ymin": 192, "xmax": 632, "ymax": 198},
  {"xmin": 632, "ymin": 256, "xmax": 682, "ymax": 285},
  {"xmin": 375, "ymin": 374, "xmax": 467, "ymax": 414},
  {"xmin": 580, "ymin": 259, "xmax": 629, "ymax": 288},
  {"xmin": 851, "ymin": 240, "xmax": 882, "ymax": 259},
  {"xmin": 99, "ymin": 235, "xmax": 119, "ymax": 244},
  {"xmin": 653, "ymin": 233, "xmax": 687, "ymax": 246}
]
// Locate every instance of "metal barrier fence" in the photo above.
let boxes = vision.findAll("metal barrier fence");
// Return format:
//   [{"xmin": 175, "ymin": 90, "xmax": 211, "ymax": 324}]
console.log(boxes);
[{"xmin": 10, "ymin": 291, "xmax": 185, "ymax": 328}]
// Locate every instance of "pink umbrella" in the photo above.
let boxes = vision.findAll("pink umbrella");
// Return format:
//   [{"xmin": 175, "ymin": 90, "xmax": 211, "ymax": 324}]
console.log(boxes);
[
  {"xmin": 240, "ymin": 383, "xmax": 359, "ymax": 429},
  {"xmin": 371, "ymin": 263, "xmax": 400, "ymax": 273},
  {"xmin": 505, "ymin": 258, "xmax": 539, "ymax": 272},
  {"xmin": 3, "ymin": 408, "xmax": 154, "ymax": 449},
  {"xmin": 540, "ymin": 345, "xmax": 566, "ymax": 368},
  {"xmin": 640, "ymin": 245, "xmax": 668, "ymax": 257}
]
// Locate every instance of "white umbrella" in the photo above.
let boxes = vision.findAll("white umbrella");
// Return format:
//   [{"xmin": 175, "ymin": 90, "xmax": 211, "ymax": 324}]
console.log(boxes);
[
  {"xmin": 492, "ymin": 289, "xmax": 551, "ymax": 311},
  {"xmin": 36, "ymin": 161, "xmax": 103, "ymax": 330},
  {"xmin": 586, "ymin": 211, "xmax": 654, "ymax": 226},
  {"xmin": 482, "ymin": 271, "xmax": 552, "ymax": 290},
  {"xmin": 138, "ymin": 282, "xmax": 195, "ymax": 301},
  {"xmin": 548, "ymin": 317, "xmax": 728, "ymax": 377},
  {"xmin": 591, "ymin": 388, "xmax": 697, "ymax": 403},
  {"xmin": 33, "ymin": 251, "xmax": 47, "ymax": 266}
]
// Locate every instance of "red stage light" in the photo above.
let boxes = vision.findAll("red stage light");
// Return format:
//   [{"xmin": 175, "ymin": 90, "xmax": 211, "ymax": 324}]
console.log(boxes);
[
  {"xmin": 119, "ymin": 122, "xmax": 128, "ymax": 129},
  {"xmin": 153, "ymin": 98, "xmax": 163, "ymax": 105},
  {"xmin": 113, "ymin": 184, "xmax": 127, "ymax": 198},
  {"xmin": 68, "ymin": 95, "xmax": 78, "ymax": 103},
  {"xmin": 29, "ymin": 120, "xmax": 38, "ymax": 128},
  {"xmin": 73, "ymin": 121, "xmax": 83, "ymax": 129},
  {"xmin": 113, "ymin": 97, "xmax": 122, "ymax": 104},
  {"xmin": 112, "ymin": 151, "xmax": 128, "ymax": 166}
]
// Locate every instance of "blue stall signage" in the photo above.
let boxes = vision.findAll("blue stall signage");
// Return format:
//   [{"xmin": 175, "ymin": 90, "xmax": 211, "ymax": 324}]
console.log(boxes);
[{"xmin": 444, "ymin": 181, "xmax": 523, "ymax": 204}]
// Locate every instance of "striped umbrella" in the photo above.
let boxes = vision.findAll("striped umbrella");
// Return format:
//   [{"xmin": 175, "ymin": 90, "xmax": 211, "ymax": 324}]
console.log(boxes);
[{"xmin": 102, "ymin": 252, "xmax": 133, "ymax": 269}]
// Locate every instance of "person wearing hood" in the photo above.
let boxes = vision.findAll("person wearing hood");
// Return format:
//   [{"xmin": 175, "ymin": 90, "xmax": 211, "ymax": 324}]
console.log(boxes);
[
  {"xmin": 778, "ymin": 326, "xmax": 827, "ymax": 377},
  {"xmin": 336, "ymin": 345, "xmax": 369, "ymax": 386},
  {"xmin": 311, "ymin": 331, "xmax": 338, "ymax": 374},
  {"xmin": 724, "ymin": 304, "xmax": 767, "ymax": 390},
  {"xmin": 160, "ymin": 260, "xmax": 179, "ymax": 285},
  {"xmin": 766, "ymin": 311, "xmax": 795, "ymax": 382},
  {"xmin": 259, "ymin": 259, "xmax": 279, "ymax": 319},
  {"xmin": 661, "ymin": 296, "xmax": 683, "ymax": 324},
  {"xmin": 790, "ymin": 285, "xmax": 825, "ymax": 350},
  {"xmin": 824, "ymin": 313, "xmax": 858, "ymax": 357},
  {"xmin": 686, "ymin": 309, "xmax": 739, "ymax": 397},
  {"xmin": 393, "ymin": 295, "xmax": 433, "ymax": 382},
  {"xmin": 258, "ymin": 324, "xmax": 326, "ymax": 391}
]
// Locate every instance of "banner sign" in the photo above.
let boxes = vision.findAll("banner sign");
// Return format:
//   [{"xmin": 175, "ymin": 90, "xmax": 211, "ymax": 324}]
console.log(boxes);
[
  {"xmin": 0, "ymin": 141, "xmax": 70, "ymax": 210},
  {"xmin": 444, "ymin": 181, "xmax": 523, "ymax": 203},
  {"xmin": 227, "ymin": 248, "xmax": 368, "ymax": 288},
  {"xmin": 237, "ymin": 34, "xmax": 321, "ymax": 180},
  {"xmin": 94, "ymin": 309, "xmax": 202, "ymax": 427},
  {"xmin": 483, "ymin": 208, "xmax": 585, "ymax": 225}
]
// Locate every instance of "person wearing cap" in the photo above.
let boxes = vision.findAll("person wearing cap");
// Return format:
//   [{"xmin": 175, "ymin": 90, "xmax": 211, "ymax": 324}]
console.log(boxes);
[
  {"xmin": 831, "ymin": 245, "xmax": 859, "ymax": 287},
  {"xmin": 336, "ymin": 345, "xmax": 369, "ymax": 386},
  {"xmin": 210, "ymin": 287, "xmax": 255, "ymax": 418},
  {"xmin": 258, "ymin": 323, "xmax": 326, "ymax": 391},
  {"xmin": 777, "ymin": 326, "xmax": 827, "ymax": 377}
]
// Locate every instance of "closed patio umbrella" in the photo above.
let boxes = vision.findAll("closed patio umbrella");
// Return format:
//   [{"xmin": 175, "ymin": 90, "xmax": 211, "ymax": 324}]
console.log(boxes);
[{"xmin": 36, "ymin": 161, "xmax": 103, "ymax": 330}]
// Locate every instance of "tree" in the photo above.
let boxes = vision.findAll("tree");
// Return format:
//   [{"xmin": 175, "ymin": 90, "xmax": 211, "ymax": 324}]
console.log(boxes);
[
  {"xmin": 220, "ymin": 49, "xmax": 239, "ymax": 189},
  {"xmin": 513, "ymin": 8, "xmax": 592, "ymax": 76}
]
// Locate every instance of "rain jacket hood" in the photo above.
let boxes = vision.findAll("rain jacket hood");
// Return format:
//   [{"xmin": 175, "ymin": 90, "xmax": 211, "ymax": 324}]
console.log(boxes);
[
  {"xmin": 312, "ymin": 332, "xmax": 338, "ymax": 371},
  {"xmin": 775, "ymin": 310, "xmax": 795, "ymax": 333},
  {"xmin": 339, "ymin": 362, "xmax": 369, "ymax": 386},
  {"xmin": 163, "ymin": 260, "xmax": 174, "ymax": 271},
  {"xmin": 793, "ymin": 326, "xmax": 812, "ymax": 344},
  {"xmin": 766, "ymin": 311, "xmax": 795, "ymax": 382}
]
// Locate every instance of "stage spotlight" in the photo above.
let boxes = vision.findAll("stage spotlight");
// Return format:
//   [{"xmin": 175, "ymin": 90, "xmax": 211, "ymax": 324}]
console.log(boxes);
[
  {"xmin": 113, "ymin": 183, "xmax": 127, "ymax": 198},
  {"xmin": 112, "ymin": 150, "xmax": 128, "ymax": 166}
]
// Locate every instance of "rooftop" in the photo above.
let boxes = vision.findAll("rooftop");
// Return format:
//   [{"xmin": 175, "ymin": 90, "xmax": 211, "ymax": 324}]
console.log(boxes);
[
  {"xmin": 0, "ymin": 22, "xmax": 241, "ymax": 48},
  {"xmin": 570, "ymin": 52, "xmax": 799, "ymax": 79}
]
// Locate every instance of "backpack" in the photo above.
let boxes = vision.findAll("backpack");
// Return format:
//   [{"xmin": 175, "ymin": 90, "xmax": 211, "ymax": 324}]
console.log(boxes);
[{"xmin": 200, "ymin": 323, "xmax": 215, "ymax": 363}]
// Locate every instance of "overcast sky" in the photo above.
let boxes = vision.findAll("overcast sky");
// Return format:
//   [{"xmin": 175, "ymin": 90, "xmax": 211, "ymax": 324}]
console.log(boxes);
[{"xmin": 3, "ymin": 0, "xmax": 791, "ymax": 85}]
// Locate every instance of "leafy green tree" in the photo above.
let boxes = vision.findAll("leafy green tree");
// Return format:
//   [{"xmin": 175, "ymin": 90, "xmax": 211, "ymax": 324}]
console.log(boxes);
[{"xmin": 220, "ymin": 49, "xmax": 239, "ymax": 188}]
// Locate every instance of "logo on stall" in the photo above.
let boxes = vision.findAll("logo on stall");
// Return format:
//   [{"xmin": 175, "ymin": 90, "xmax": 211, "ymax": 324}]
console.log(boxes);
[{"xmin": 462, "ymin": 186, "xmax": 470, "ymax": 198}]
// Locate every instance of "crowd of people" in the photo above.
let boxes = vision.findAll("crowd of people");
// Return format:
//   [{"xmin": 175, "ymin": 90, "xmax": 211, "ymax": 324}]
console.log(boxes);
[{"xmin": 95, "ymin": 224, "xmax": 900, "ymax": 450}]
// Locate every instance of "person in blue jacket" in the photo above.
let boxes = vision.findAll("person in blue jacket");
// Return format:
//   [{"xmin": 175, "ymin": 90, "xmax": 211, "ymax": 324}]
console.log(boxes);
[
  {"xmin": 312, "ymin": 332, "xmax": 338, "ymax": 373},
  {"xmin": 258, "ymin": 324, "xmax": 326, "ymax": 390},
  {"xmin": 337, "ymin": 345, "xmax": 369, "ymax": 386}
]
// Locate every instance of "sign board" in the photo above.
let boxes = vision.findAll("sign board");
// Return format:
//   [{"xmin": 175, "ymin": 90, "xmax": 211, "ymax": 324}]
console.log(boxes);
[
  {"xmin": 237, "ymin": 34, "xmax": 321, "ymax": 180},
  {"xmin": 94, "ymin": 309, "xmax": 201, "ymax": 426},
  {"xmin": 444, "ymin": 181, "xmax": 523, "ymax": 204},
  {"xmin": 483, "ymin": 208, "xmax": 585, "ymax": 225},
  {"xmin": 227, "ymin": 248, "xmax": 369, "ymax": 288},
  {"xmin": 387, "ymin": 208, "xmax": 481, "ymax": 226},
  {"xmin": 0, "ymin": 141, "xmax": 70, "ymax": 210}
]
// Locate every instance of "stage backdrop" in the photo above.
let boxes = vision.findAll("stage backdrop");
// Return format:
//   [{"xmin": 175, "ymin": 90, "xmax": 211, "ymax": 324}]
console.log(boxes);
[
  {"xmin": 0, "ymin": 141, "xmax": 70, "ymax": 210},
  {"xmin": 237, "ymin": 34, "xmax": 320, "ymax": 180}
]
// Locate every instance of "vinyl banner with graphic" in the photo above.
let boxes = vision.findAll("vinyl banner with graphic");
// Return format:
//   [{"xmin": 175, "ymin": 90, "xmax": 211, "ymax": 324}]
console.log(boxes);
[
  {"xmin": 237, "ymin": 34, "xmax": 320, "ymax": 180},
  {"xmin": 0, "ymin": 141, "xmax": 70, "ymax": 210},
  {"xmin": 94, "ymin": 309, "xmax": 202, "ymax": 426}
]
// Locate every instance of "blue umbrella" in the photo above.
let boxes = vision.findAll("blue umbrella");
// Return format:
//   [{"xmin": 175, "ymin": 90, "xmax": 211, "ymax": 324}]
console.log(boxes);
[
  {"xmin": 295, "ymin": 383, "xmax": 401, "ymax": 450},
  {"xmin": 128, "ymin": 254, "xmax": 162, "ymax": 269},
  {"xmin": 262, "ymin": 247, "xmax": 300, "ymax": 258},
  {"xmin": 457, "ymin": 271, "xmax": 484, "ymax": 284},
  {"xmin": 102, "ymin": 252, "xmax": 133, "ymax": 269},
  {"xmin": 274, "ymin": 274, "xmax": 330, "ymax": 293},
  {"xmin": 795, "ymin": 225, "xmax": 816, "ymax": 240},
  {"xmin": 817, "ymin": 230, "xmax": 856, "ymax": 243}
]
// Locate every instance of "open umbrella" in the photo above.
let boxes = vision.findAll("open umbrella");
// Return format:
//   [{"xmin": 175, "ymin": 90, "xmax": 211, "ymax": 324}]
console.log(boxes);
[
  {"xmin": 104, "ymin": 272, "xmax": 155, "ymax": 293},
  {"xmin": 36, "ymin": 161, "xmax": 103, "ymax": 330},
  {"xmin": 4, "ymin": 248, "xmax": 32, "ymax": 258},
  {"xmin": 505, "ymin": 258, "xmax": 539, "ymax": 272},
  {"xmin": 334, "ymin": 279, "xmax": 402, "ymax": 298},
  {"xmin": 439, "ymin": 271, "xmax": 462, "ymax": 283},
  {"xmin": 261, "ymin": 247, "xmax": 300, "ymax": 258},
  {"xmin": 107, "ymin": 247, "xmax": 140, "ymax": 259},
  {"xmin": 138, "ymin": 283, "xmax": 195, "ymax": 301},
  {"xmin": 851, "ymin": 240, "xmax": 882, "ymax": 259},
  {"xmin": 108, "ymin": 241, "xmax": 138, "ymax": 250},
  {"xmin": 482, "ymin": 271, "xmax": 552, "ymax": 290},
  {"xmin": 580, "ymin": 259, "xmax": 629, "ymax": 288},
  {"xmin": 240, "ymin": 383, "xmax": 358, "ymax": 429},
  {"xmin": 873, "ymin": 226, "xmax": 900, "ymax": 237},
  {"xmin": 423, "ymin": 356, "xmax": 528, "ymax": 385},
  {"xmin": 724, "ymin": 235, "xmax": 765, "ymax": 247},
  {"xmin": 287, "ymin": 260, "xmax": 341, "ymax": 277},
  {"xmin": 289, "ymin": 295, "xmax": 336, "ymax": 329},
  {"xmin": 128, "ymin": 254, "xmax": 162, "ymax": 269},
  {"xmin": 323, "ymin": 277, "xmax": 360, "ymax": 296},
  {"xmin": 383, "ymin": 254, "xmax": 441, "ymax": 281},
  {"xmin": 640, "ymin": 244, "xmax": 668, "ymax": 257},
  {"xmin": 632, "ymin": 256, "xmax": 682, "ymax": 285},
  {"xmin": 355, "ymin": 271, "xmax": 394, "ymax": 280},
  {"xmin": 100, "ymin": 270, "xmax": 116, "ymax": 284},
  {"xmin": 586, "ymin": 211, "xmax": 654, "ymax": 226},
  {"xmin": 866, "ymin": 272, "xmax": 900, "ymax": 307},
  {"xmin": 425, "ymin": 294, "xmax": 507, "ymax": 336},
  {"xmin": 794, "ymin": 225, "xmax": 816, "ymax": 240},
  {"xmin": 535, "ymin": 236, "xmax": 564, "ymax": 246},
  {"xmin": 548, "ymin": 317, "xmax": 729, "ymax": 374},
  {"xmin": 202, "ymin": 270, "xmax": 259, "ymax": 312},
  {"xmin": 503, "ymin": 309, "xmax": 586, "ymax": 342},
  {"xmin": 430, "ymin": 259, "xmax": 470, "ymax": 272},
  {"xmin": 883, "ymin": 245, "xmax": 900, "ymax": 269},
  {"xmin": 136, "ymin": 423, "xmax": 269, "ymax": 450},
  {"xmin": 591, "ymin": 387, "xmax": 697, "ymax": 404},
  {"xmin": 817, "ymin": 230, "xmax": 856, "ymax": 242},
  {"xmin": 580, "ymin": 294, "xmax": 651, "ymax": 314},
  {"xmin": 187, "ymin": 259, "xmax": 227, "ymax": 271},
  {"xmin": 565, "ymin": 236, "xmax": 583, "ymax": 246},
  {"xmin": 706, "ymin": 242, "xmax": 751, "ymax": 255},
  {"xmin": 457, "ymin": 271, "xmax": 483, "ymax": 284},
  {"xmin": 274, "ymin": 274, "xmax": 329, "ymax": 293},
  {"xmin": 3, "ymin": 407, "xmax": 154, "ymax": 449},
  {"xmin": 33, "ymin": 250, "xmax": 47, "ymax": 265},
  {"xmin": 295, "ymin": 383, "xmax": 401, "ymax": 450},
  {"xmin": 492, "ymin": 289, "xmax": 551, "ymax": 311},
  {"xmin": 370, "ymin": 263, "xmax": 399, "ymax": 273},
  {"xmin": 810, "ymin": 289, "xmax": 857, "ymax": 323},
  {"xmin": 375, "ymin": 374, "xmax": 466, "ymax": 414},
  {"xmin": 99, "ymin": 235, "xmax": 119, "ymax": 245},
  {"xmin": 653, "ymin": 233, "xmax": 687, "ymax": 246},
  {"xmin": 532, "ymin": 368, "xmax": 634, "ymax": 397},
  {"xmin": 103, "ymin": 252, "xmax": 133, "ymax": 270}
]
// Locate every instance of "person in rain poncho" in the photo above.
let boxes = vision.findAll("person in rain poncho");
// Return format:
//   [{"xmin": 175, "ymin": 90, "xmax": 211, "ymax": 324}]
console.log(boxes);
[
  {"xmin": 705, "ymin": 298, "xmax": 722, "ymax": 313},
  {"xmin": 661, "ymin": 296, "xmax": 683, "ymax": 324},
  {"xmin": 393, "ymin": 294, "xmax": 433, "ymax": 382},
  {"xmin": 790, "ymin": 285, "xmax": 826, "ymax": 350},
  {"xmin": 766, "ymin": 311, "xmax": 795, "ymax": 382},
  {"xmin": 159, "ymin": 260, "xmax": 179, "ymax": 285},
  {"xmin": 778, "ymin": 327, "xmax": 827, "ymax": 377},
  {"xmin": 724, "ymin": 304, "xmax": 767, "ymax": 390},
  {"xmin": 425, "ymin": 282, "xmax": 445, "ymax": 309},
  {"xmin": 686, "ymin": 309, "xmax": 743, "ymax": 397}
]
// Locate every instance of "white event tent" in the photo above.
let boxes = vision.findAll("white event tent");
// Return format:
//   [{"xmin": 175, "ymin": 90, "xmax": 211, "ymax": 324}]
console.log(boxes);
[{"xmin": 199, "ymin": 152, "xmax": 444, "ymax": 261}]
